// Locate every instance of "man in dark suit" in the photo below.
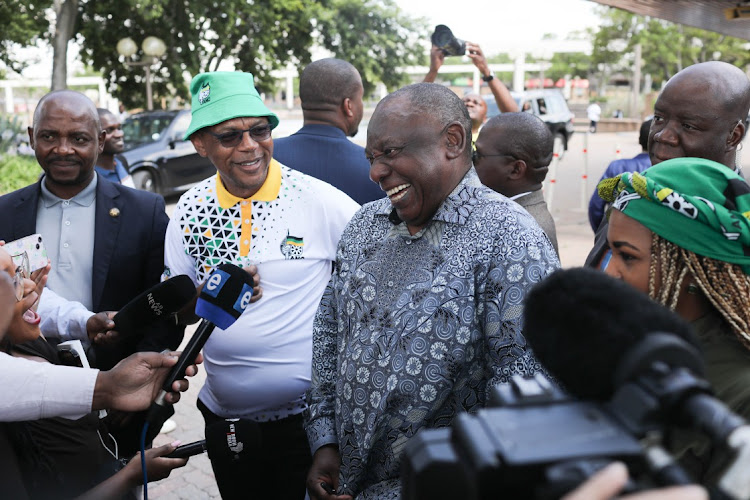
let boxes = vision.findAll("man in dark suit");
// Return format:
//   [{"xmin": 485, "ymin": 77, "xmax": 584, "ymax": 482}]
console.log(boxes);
[
  {"xmin": 273, "ymin": 58, "xmax": 383, "ymax": 205},
  {"xmin": 0, "ymin": 89, "xmax": 183, "ymax": 364},
  {"xmin": 0, "ymin": 89, "xmax": 184, "ymax": 454}
]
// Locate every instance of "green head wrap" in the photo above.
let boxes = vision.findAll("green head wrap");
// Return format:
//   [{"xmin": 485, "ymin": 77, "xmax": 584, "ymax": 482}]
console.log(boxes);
[{"xmin": 598, "ymin": 157, "xmax": 750, "ymax": 274}]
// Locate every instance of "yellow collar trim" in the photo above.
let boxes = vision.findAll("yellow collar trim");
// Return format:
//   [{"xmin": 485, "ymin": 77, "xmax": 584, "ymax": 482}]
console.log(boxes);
[{"xmin": 216, "ymin": 159, "xmax": 282, "ymax": 208}]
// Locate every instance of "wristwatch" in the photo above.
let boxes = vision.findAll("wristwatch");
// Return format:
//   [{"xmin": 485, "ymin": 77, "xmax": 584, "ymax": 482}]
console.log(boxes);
[{"xmin": 482, "ymin": 71, "xmax": 495, "ymax": 83}]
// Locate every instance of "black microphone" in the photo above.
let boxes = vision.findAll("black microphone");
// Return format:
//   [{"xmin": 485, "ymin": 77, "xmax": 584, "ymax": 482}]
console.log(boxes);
[
  {"xmin": 112, "ymin": 274, "xmax": 196, "ymax": 338},
  {"xmin": 522, "ymin": 267, "xmax": 699, "ymax": 401},
  {"xmin": 145, "ymin": 263, "xmax": 255, "ymax": 441},
  {"xmin": 522, "ymin": 268, "xmax": 750, "ymax": 496}
]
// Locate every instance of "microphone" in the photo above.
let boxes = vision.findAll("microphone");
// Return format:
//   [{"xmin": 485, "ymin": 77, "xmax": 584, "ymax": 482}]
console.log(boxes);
[
  {"xmin": 523, "ymin": 268, "xmax": 750, "ymax": 497},
  {"xmin": 145, "ymin": 263, "xmax": 255, "ymax": 442},
  {"xmin": 112, "ymin": 274, "xmax": 196, "ymax": 338},
  {"xmin": 522, "ymin": 267, "xmax": 699, "ymax": 401}
]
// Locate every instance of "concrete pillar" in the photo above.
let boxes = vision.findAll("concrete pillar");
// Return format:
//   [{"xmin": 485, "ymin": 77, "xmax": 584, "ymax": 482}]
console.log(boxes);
[
  {"xmin": 513, "ymin": 54, "xmax": 525, "ymax": 93},
  {"xmin": 4, "ymin": 85, "xmax": 13, "ymax": 113}
]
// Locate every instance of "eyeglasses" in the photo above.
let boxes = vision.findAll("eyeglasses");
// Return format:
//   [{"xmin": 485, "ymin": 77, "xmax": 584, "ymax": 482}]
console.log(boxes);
[
  {"xmin": 206, "ymin": 124, "xmax": 273, "ymax": 148},
  {"xmin": 11, "ymin": 251, "xmax": 30, "ymax": 302},
  {"xmin": 472, "ymin": 149, "xmax": 517, "ymax": 164}
]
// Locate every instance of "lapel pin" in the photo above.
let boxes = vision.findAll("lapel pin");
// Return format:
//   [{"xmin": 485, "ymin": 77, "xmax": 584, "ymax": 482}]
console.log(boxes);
[{"xmin": 109, "ymin": 208, "xmax": 120, "ymax": 218}]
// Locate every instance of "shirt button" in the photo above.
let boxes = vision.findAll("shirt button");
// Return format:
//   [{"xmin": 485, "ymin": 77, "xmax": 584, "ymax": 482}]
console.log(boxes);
[
  {"xmin": 65, "ymin": 221, "xmax": 71, "ymax": 226},
  {"xmin": 244, "ymin": 240, "xmax": 249, "ymax": 245},
  {"xmin": 406, "ymin": 240, "xmax": 412, "ymax": 245},
  {"xmin": 63, "ymin": 200, "xmax": 70, "ymax": 206},
  {"xmin": 245, "ymin": 219, "xmax": 250, "ymax": 224},
  {"xmin": 242, "ymin": 201, "xmax": 248, "ymax": 205},
  {"xmin": 63, "ymin": 243, "xmax": 69, "ymax": 248}
]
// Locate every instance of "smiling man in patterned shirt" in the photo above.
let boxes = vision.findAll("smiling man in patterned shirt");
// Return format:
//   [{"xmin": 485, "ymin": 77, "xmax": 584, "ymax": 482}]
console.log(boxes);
[{"xmin": 304, "ymin": 83, "xmax": 560, "ymax": 499}]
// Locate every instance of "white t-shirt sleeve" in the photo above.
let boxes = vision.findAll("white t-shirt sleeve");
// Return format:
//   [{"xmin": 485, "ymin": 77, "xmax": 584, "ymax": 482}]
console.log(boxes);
[
  {"xmin": 37, "ymin": 287, "xmax": 93, "ymax": 345},
  {"xmin": 163, "ymin": 206, "xmax": 198, "ymax": 285},
  {"xmin": 0, "ymin": 352, "xmax": 98, "ymax": 421}
]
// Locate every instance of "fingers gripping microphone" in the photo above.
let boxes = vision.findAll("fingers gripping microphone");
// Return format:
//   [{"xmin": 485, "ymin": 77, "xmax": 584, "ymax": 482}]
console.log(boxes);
[
  {"xmin": 145, "ymin": 263, "xmax": 254, "ymax": 441},
  {"xmin": 112, "ymin": 274, "xmax": 196, "ymax": 337}
]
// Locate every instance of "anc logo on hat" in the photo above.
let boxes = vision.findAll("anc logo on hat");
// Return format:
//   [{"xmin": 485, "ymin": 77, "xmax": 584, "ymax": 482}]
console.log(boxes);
[{"xmin": 199, "ymin": 82, "xmax": 211, "ymax": 105}]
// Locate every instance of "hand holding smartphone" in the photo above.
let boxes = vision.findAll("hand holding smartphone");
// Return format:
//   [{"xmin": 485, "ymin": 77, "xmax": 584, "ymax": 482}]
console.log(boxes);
[{"xmin": 5, "ymin": 234, "xmax": 48, "ymax": 274}]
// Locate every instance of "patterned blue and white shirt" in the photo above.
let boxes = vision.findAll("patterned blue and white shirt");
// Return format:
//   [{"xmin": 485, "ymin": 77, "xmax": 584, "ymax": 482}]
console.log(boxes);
[{"xmin": 305, "ymin": 167, "xmax": 560, "ymax": 498}]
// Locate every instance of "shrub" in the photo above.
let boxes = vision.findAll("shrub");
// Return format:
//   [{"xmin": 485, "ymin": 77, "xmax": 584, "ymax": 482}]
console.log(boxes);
[{"xmin": 0, "ymin": 155, "xmax": 40, "ymax": 194}]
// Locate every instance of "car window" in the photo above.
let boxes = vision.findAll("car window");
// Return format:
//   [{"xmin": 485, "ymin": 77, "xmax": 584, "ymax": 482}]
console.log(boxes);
[
  {"xmin": 170, "ymin": 112, "xmax": 192, "ymax": 141},
  {"xmin": 536, "ymin": 98, "xmax": 548, "ymax": 115},
  {"xmin": 123, "ymin": 113, "xmax": 179, "ymax": 148}
]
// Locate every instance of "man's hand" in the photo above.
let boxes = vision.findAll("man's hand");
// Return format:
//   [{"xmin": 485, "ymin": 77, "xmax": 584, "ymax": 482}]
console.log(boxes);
[
  {"xmin": 423, "ymin": 45, "xmax": 445, "ymax": 83},
  {"xmin": 86, "ymin": 311, "xmax": 119, "ymax": 344},
  {"xmin": 465, "ymin": 41, "xmax": 490, "ymax": 77},
  {"xmin": 92, "ymin": 350, "xmax": 203, "ymax": 412},
  {"xmin": 244, "ymin": 264, "xmax": 263, "ymax": 303},
  {"xmin": 561, "ymin": 462, "xmax": 707, "ymax": 500},
  {"xmin": 306, "ymin": 444, "xmax": 352, "ymax": 500}
]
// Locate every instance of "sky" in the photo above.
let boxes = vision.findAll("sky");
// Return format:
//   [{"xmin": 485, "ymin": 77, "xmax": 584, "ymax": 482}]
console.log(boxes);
[{"xmin": 397, "ymin": 0, "xmax": 601, "ymax": 55}]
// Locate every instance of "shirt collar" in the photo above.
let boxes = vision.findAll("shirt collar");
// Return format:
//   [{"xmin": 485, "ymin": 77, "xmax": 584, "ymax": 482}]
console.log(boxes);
[
  {"xmin": 377, "ymin": 166, "xmax": 483, "ymax": 226},
  {"xmin": 216, "ymin": 159, "xmax": 282, "ymax": 209},
  {"xmin": 40, "ymin": 173, "xmax": 98, "ymax": 208}
]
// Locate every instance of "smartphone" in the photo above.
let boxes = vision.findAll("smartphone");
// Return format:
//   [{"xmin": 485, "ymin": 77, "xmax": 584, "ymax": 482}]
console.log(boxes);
[
  {"xmin": 165, "ymin": 439, "xmax": 207, "ymax": 459},
  {"xmin": 6, "ymin": 234, "xmax": 48, "ymax": 273}
]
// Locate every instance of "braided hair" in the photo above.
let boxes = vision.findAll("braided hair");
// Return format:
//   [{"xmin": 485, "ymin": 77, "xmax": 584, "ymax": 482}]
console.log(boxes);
[{"xmin": 648, "ymin": 233, "xmax": 750, "ymax": 350}]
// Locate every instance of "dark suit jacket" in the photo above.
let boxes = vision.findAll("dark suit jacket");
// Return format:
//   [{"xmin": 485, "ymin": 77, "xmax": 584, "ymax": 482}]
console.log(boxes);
[
  {"xmin": 273, "ymin": 124, "xmax": 382, "ymax": 205},
  {"xmin": 0, "ymin": 174, "xmax": 184, "ymax": 369}
]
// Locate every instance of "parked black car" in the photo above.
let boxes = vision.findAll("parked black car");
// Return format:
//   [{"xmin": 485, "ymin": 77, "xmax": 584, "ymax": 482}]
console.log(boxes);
[
  {"xmin": 484, "ymin": 89, "xmax": 575, "ymax": 159},
  {"xmin": 121, "ymin": 109, "xmax": 216, "ymax": 196}
]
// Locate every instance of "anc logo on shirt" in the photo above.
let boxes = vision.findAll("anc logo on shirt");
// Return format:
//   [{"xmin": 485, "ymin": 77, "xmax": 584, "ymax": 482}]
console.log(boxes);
[
  {"xmin": 199, "ymin": 82, "xmax": 211, "ymax": 105},
  {"xmin": 280, "ymin": 231, "xmax": 304, "ymax": 260}
]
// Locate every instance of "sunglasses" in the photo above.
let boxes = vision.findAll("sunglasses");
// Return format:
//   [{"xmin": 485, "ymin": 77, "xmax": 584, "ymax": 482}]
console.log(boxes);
[
  {"xmin": 11, "ymin": 251, "xmax": 30, "ymax": 302},
  {"xmin": 206, "ymin": 124, "xmax": 273, "ymax": 148},
  {"xmin": 471, "ymin": 149, "xmax": 517, "ymax": 164}
]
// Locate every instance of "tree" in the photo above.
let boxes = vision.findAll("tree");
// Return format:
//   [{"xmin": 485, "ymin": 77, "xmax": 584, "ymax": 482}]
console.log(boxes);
[
  {"xmin": 314, "ymin": 0, "xmax": 428, "ymax": 95},
  {"xmin": 591, "ymin": 6, "xmax": 750, "ymax": 89},
  {"xmin": 0, "ymin": 0, "xmax": 49, "ymax": 75}
]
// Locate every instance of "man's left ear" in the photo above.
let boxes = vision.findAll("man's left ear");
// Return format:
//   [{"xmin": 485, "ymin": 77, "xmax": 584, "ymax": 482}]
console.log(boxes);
[
  {"xmin": 444, "ymin": 122, "xmax": 467, "ymax": 159},
  {"xmin": 728, "ymin": 119, "xmax": 746, "ymax": 150},
  {"xmin": 342, "ymin": 98, "xmax": 354, "ymax": 118}
]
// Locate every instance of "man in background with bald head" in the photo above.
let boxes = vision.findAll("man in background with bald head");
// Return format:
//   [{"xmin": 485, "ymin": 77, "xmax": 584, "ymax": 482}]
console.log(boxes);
[
  {"xmin": 273, "ymin": 57, "xmax": 383, "ymax": 204},
  {"xmin": 585, "ymin": 60, "xmax": 750, "ymax": 268}
]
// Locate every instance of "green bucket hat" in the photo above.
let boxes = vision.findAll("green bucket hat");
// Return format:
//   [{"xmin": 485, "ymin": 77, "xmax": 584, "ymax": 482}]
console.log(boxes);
[
  {"xmin": 597, "ymin": 157, "xmax": 750, "ymax": 274},
  {"xmin": 184, "ymin": 71, "xmax": 279, "ymax": 140}
]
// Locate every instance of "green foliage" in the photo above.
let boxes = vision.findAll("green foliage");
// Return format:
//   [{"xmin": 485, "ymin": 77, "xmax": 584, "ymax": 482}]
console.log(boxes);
[
  {"xmin": 591, "ymin": 6, "xmax": 750, "ymax": 87},
  {"xmin": 0, "ymin": 115, "xmax": 25, "ymax": 155},
  {"xmin": 68, "ymin": 0, "xmax": 427, "ymax": 107},
  {"xmin": 314, "ymin": 0, "xmax": 428, "ymax": 94},
  {"xmin": 0, "ymin": 155, "xmax": 39, "ymax": 194},
  {"xmin": 0, "ymin": 0, "xmax": 50, "ymax": 72}
]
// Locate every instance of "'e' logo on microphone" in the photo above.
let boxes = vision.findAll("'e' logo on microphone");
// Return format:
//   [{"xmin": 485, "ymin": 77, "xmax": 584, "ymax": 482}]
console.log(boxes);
[
  {"xmin": 233, "ymin": 284, "xmax": 253, "ymax": 314},
  {"xmin": 203, "ymin": 269, "xmax": 230, "ymax": 299}
]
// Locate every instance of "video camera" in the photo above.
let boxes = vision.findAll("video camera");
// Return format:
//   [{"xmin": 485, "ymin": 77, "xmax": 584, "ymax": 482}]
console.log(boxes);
[
  {"xmin": 402, "ymin": 360, "xmax": 750, "ymax": 500},
  {"xmin": 431, "ymin": 25, "xmax": 466, "ymax": 57},
  {"xmin": 402, "ymin": 373, "xmax": 693, "ymax": 500}
]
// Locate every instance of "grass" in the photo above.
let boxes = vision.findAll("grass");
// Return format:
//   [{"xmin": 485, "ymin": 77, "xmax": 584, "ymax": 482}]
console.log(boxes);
[{"xmin": 0, "ymin": 154, "xmax": 40, "ymax": 194}]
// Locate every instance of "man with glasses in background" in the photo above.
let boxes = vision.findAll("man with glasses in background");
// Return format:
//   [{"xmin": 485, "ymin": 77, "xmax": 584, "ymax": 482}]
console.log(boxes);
[
  {"xmin": 164, "ymin": 71, "xmax": 359, "ymax": 500},
  {"xmin": 473, "ymin": 112, "xmax": 559, "ymax": 257}
]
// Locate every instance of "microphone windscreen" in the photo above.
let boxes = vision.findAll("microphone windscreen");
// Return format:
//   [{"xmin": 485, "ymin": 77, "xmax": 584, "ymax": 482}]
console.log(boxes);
[
  {"xmin": 205, "ymin": 418, "xmax": 261, "ymax": 463},
  {"xmin": 523, "ymin": 267, "xmax": 697, "ymax": 400},
  {"xmin": 112, "ymin": 274, "xmax": 196, "ymax": 336},
  {"xmin": 195, "ymin": 263, "xmax": 255, "ymax": 330}
]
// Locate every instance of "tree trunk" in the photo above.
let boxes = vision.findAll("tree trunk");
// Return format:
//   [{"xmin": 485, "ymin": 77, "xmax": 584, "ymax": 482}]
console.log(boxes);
[{"xmin": 51, "ymin": 0, "xmax": 79, "ymax": 90}]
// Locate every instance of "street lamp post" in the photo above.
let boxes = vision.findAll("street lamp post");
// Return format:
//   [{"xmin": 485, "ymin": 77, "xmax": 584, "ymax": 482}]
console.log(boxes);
[{"xmin": 116, "ymin": 36, "xmax": 167, "ymax": 110}]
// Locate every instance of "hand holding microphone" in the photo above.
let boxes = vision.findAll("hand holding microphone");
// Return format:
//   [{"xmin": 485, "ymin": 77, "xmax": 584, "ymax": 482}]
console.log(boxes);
[{"xmin": 145, "ymin": 263, "xmax": 255, "ymax": 441}]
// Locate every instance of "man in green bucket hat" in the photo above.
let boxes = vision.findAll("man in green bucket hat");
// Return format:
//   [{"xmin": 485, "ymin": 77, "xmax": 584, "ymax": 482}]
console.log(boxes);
[{"xmin": 165, "ymin": 71, "xmax": 359, "ymax": 499}]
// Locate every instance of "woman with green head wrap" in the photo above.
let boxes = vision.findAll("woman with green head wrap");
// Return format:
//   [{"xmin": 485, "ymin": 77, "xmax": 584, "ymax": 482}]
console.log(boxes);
[{"xmin": 598, "ymin": 157, "xmax": 750, "ymax": 481}]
